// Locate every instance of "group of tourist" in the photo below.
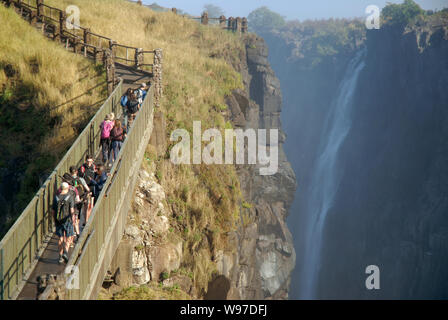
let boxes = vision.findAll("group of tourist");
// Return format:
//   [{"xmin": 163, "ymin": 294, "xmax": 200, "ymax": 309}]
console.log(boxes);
[{"xmin": 51, "ymin": 82, "xmax": 148, "ymax": 264}]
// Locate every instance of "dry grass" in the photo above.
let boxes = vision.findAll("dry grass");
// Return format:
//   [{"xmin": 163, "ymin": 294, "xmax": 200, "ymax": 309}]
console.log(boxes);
[
  {"xmin": 99, "ymin": 283, "xmax": 192, "ymax": 300},
  {"xmin": 0, "ymin": 5, "xmax": 106, "ymax": 148},
  {"xmin": 0, "ymin": 5, "xmax": 107, "ymax": 232}
]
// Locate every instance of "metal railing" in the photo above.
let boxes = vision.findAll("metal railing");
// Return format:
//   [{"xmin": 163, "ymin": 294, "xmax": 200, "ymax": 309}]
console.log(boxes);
[
  {"xmin": 0, "ymin": 80, "xmax": 124, "ymax": 300},
  {"xmin": 64, "ymin": 85, "xmax": 154, "ymax": 300}
]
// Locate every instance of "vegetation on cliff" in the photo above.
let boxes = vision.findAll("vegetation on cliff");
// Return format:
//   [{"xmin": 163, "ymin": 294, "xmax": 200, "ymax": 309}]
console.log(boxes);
[{"xmin": 0, "ymin": 6, "xmax": 107, "ymax": 236}]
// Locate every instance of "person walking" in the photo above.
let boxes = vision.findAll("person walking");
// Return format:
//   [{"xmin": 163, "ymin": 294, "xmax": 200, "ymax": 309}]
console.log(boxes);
[
  {"xmin": 120, "ymin": 88, "xmax": 132, "ymax": 129},
  {"xmin": 110, "ymin": 119, "xmax": 125, "ymax": 164},
  {"xmin": 100, "ymin": 114, "xmax": 114, "ymax": 166},
  {"xmin": 52, "ymin": 182, "xmax": 75, "ymax": 264},
  {"xmin": 126, "ymin": 91, "xmax": 140, "ymax": 128}
]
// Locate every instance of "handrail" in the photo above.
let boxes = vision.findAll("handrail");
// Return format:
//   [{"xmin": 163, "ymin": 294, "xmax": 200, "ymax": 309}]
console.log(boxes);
[{"xmin": 0, "ymin": 79, "xmax": 123, "ymax": 300}]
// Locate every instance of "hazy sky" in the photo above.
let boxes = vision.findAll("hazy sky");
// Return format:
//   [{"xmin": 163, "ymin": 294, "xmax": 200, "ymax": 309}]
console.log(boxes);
[{"xmin": 142, "ymin": 0, "xmax": 448, "ymax": 20}]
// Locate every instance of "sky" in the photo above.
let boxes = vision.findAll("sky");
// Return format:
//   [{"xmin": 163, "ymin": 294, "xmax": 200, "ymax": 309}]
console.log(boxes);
[{"xmin": 142, "ymin": 0, "xmax": 448, "ymax": 21}]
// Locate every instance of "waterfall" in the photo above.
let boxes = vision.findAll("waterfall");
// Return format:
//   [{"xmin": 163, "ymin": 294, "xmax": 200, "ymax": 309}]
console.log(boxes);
[{"xmin": 298, "ymin": 49, "xmax": 367, "ymax": 299}]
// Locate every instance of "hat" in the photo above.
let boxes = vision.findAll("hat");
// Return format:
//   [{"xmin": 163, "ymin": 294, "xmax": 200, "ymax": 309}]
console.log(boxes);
[
  {"xmin": 61, "ymin": 182, "xmax": 69, "ymax": 190},
  {"xmin": 105, "ymin": 114, "xmax": 111, "ymax": 121},
  {"xmin": 140, "ymin": 83, "xmax": 146, "ymax": 88}
]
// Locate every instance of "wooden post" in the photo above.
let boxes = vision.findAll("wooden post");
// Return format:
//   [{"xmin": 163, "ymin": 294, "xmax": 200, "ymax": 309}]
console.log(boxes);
[
  {"xmin": 153, "ymin": 48, "xmax": 163, "ymax": 108},
  {"xmin": 36, "ymin": 0, "xmax": 43, "ymax": 18},
  {"xmin": 56, "ymin": 10, "xmax": 66, "ymax": 42},
  {"xmin": 137, "ymin": 0, "xmax": 142, "ymax": 5},
  {"xmin": 83, "ymin": 28, "xmax": 91, "ymax": 45},
  {"xmin": 236, "ymin": 17, "xmax": 242, "ymax": 33},
  {"xmin": 109, "ymin": 40, "xmax": 117, "ymax": 59},
  {"xmin": 228, "ymin": 17, "xmax": 235, "ymax": 32},
  {"xmin": 201, "ymin": 12, "xmax": 208, "ymax": 25},
  {"xmin": 242, "ymin": 17, "xmax": 248, "ymax": 33},
  {"xmin": 103, "ymin": 49, "xmax": 116, "ymax": 95},
  {"xmin": 172, "ymin": 8, "xmax": 177, "ymax": 14},
  {"xmin": 219, "ymin": 15, "xmax": 226, "ymax": 29},
  {"xmin": 135, "ymin": 48, "xmax": 143, "ymax": 70}
]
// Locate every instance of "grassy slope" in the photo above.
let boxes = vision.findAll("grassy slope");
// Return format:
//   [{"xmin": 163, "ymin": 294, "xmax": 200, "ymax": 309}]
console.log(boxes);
[
  {"xmin": 44, "ymin": 0, "xmax": 248, "ymax": 298},
  {"xmin": 0, "ymin": 5, "xmax": 107, "ymax": 234}
]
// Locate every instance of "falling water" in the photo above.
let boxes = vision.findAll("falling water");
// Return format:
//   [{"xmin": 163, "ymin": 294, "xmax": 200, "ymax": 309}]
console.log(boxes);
[{"xmin": 299, "ymin": 49, "xmax": 367, "ymax": 299}]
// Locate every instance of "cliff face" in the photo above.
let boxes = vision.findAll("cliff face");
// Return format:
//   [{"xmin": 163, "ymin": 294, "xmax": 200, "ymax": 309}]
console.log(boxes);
[
  {"xmin": 260, "ymin": 13, "xmax": 448, "ymax": 299},
  {"xmin": 220, "ymin": 35, "xmax": 297, "ymax": 299},
  {"xmin": 102, "ymin": 34, "xmax": 297, "ymax": 300}
]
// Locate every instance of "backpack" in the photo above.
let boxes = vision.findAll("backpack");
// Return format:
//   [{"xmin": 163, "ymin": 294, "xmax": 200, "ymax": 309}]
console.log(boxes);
[
  {"xmin": 101, "ymin": 121, "xmax": 114, "ymax": 139},
  {"xmin": 63, "ymin": 173, "xmax": 85, "ymax": 198},
  {"xmin": 111, "ymin": 127, "xmax": 124, "ymax": 142},
  {"xmin": 120, "ymin": 95, "xmax": 128, "ymax": 108},
  {"xmin": 127, "ymin": 100, "xmax": 139, "ymax": 114},
  {"xmin": 55, "ymin": 193, "xmax": 71, "ymax": 223}
]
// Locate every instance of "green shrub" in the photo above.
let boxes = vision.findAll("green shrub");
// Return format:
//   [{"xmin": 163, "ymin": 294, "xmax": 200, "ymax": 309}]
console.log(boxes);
[{"xmin": 381, "ymin": 0, "xmax": 425, "ymax": 26}]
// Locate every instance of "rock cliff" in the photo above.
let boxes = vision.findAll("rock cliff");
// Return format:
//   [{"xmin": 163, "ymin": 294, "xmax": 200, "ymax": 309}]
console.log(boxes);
[{"xmin": 258, "ymin": 12, "xmax": 448, "ymax": 299}]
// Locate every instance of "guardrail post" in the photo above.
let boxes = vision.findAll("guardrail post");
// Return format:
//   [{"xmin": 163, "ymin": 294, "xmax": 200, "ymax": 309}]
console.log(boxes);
[
  {"xmin": 135, "ymin": 48, "xmax": 143, "ymax": 70},
  {"xmin": 103, "ymin": 49, "xmax": 116, "ymax": 95},
  {"xmin": 109, "ymin": 40, "xmax": 117, "ymax": 59},
  {"xmin": 55, "ymin": 10, "xmax": 66, "ymax": 41},
  {"xmin": 201, "ymin": 11, "xmax": 208, "ymax": 25},
  {"xmin": 219, "ymin": 15, "xmax": 226, "ymax": 28},
  {"xmin": 83, "ymin": 28, "xmax": 91, "ymax": 45},
  {"xmin": 153, "ymin": 48, "xmax": 163, "ymax": 108},
  {"xmin": 228, "ymin": 17, "xmax": 235, "ymax": 32},
  {"xmin": 236, "ymin": 17, "xmax": 242, "ymax": 33},
  {"xmin": 242, "ymin": 17, "xmax": 248, "ymax": 33},
  {"xmin": 36, "ymin": 0, "xmax": 43, "ymax": 17}
]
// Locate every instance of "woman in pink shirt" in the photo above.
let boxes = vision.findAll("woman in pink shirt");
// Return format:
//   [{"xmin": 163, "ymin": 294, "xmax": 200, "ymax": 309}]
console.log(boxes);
[{"xmin": 100, "ymin": 113, "xmax": 115, "ymax": 165}]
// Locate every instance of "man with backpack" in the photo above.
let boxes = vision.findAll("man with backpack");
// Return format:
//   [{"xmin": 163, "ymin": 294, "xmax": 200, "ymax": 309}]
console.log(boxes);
[
  {"xmin": 52, "ymin": 182, "xmax": 75, "ymax": 264},
  {"xmin": 121, "ymin": 88, "xmax": 132, "ymax": 129},
  {"xmin": 63, "ymin": 166, "xmax": 91, "ymax": 238},
  {"xmin": 126, "ymin": 91, "xmax": 140, "ymax": 128}
]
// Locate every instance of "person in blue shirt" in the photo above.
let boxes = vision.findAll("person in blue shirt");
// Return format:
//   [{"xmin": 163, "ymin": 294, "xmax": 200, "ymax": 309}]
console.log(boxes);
[
  {"xmin": 120, "ymin": 88, "xmax": 132, "ymax": 129},
  {"xmin": 90, "ymin": 165, "xmax": 109, "ymax": 199}
]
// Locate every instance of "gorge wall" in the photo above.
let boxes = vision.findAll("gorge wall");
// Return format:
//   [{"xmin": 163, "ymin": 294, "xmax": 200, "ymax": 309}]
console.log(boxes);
[{"xmin": 260, "ymin": 13, "xmax": 448, "ymax": 299}]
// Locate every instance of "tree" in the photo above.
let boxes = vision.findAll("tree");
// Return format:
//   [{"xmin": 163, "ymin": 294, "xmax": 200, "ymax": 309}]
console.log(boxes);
[
  {"xmin": 248, "ymin": 7, "xmax": 286, "ymax": 33},
  {"xmin": 203, "ymin": 4, "xmax": 224, "ymax": 18},
  {"xmin": 381, "ymin": 0, "xmax": 425, "ymax": 26}
]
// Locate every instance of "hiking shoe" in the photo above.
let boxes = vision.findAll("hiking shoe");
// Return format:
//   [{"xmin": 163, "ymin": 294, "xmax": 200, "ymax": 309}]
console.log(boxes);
[
  {"xmin": 62, "ymin": 253, "xmax": 69, "ymax": 263},
  {"xmin": 58, "ymin": 255, "xmax": 64, "ymax": 264}
]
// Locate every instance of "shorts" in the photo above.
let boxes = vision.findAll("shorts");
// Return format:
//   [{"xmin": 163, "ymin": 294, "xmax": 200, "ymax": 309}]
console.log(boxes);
[{"xmin": 55, "ymin": 219, "xmax": 75, "ymax": 238}]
